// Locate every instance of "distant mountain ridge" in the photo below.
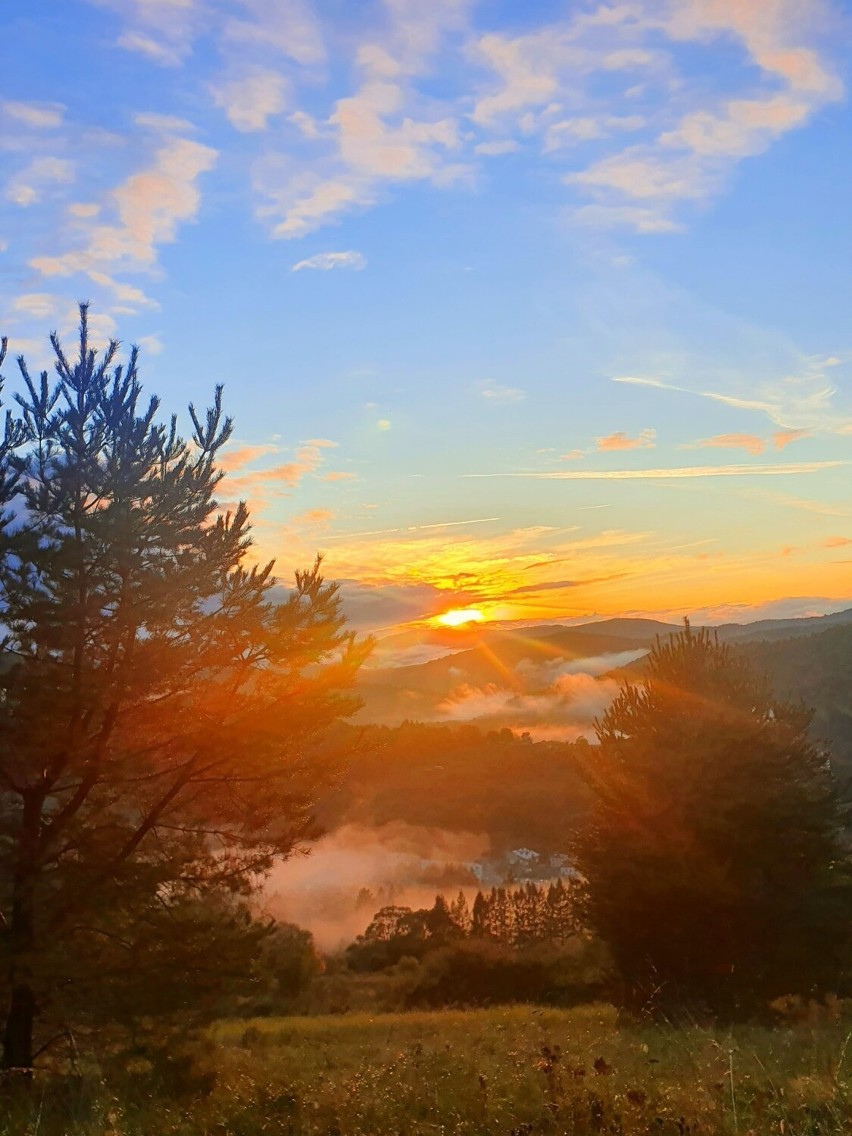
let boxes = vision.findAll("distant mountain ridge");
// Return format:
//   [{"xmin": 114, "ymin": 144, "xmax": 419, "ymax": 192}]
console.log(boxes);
[{"xmin": 356, "ymin": 607, "xmax": 852, "ymax": 762}]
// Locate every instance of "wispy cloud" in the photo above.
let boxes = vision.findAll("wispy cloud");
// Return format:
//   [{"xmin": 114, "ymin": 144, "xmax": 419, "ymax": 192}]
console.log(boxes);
[
  {"xmin": 612, "ymin": 357, "xmax": 852, "ymax": 436},
  {"xmin": 773, "ymin": 427, "xmax": 811, "ymax": 449},
  {"xmin": 29, "ymin": 123, "xmax": 217, "ymax": 308},
  {"xmin": 466, "ymin": 462, "xmax": 848, "ymax": 481},
  {"xmin": 470, "ymin": 0, "xmax": 841, "ymax": 232},
  {"xmin": 2, "ymin": 101, "xmax": 65, "ymax": 129},
  {"xmin": 89, "ymin": 0, "xmax": 201, "ymax": 67},
  {"xmin": 292, "ymin": 250, "xmax": 367, "ymax": 272},
  {"xmin": 6, "ymin": 158, "xmax": 74, "ymax": 207},
  {"xmin": 479, "ymin": 381, "xmax": 525, "ymax": 403},
  {"xmin": 72, "ymin": 0, "xmax": 842, "ymax": 247},
  {"xmin": 682, "ymin": 432, "xmax": 765, "ymax": 456},
  {"xmin": 682, "ymin": 428, "xmax": 813, "ymax": 455},
  {"xmin": 218, "ymin": 442, "xmax": 281, "ymax": 473},
  {"xmin": 222, "ymin": 439, "xmax": 337, "ymax": 501}
]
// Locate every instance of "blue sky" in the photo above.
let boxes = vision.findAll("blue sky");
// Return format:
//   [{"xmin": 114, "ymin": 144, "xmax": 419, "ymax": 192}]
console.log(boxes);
[{"xmin": 2, "ymin": 0, "xmax": 852, "ymax": 632}]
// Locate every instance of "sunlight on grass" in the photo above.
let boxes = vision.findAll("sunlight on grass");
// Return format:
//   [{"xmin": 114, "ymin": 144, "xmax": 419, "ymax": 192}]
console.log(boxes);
[{"xmin": 5, "ymin": 1004, "xmax": 852, "ymax": 1135}]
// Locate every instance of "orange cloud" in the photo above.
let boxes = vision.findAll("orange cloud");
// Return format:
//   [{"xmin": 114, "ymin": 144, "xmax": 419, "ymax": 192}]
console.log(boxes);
[
  {"xmin": 323, "ymin": 471, "xmax": 357, "ymax": 482},
  {"xmin": 773, "ymin": 428, "xmax": 810, "ymax": 450},
  {"xmin": 686, "ymin": 432, "xmax": 765, "ymax": 456},
  {"xmin": 218, "ymin": 442, "xmax": 280, "ymax": 472},
  {"xmin": 223, "ymin": 440, "xmax": 336, "ymax": 501},
  {"xmin": 292, "ymin": 507, "xmax": 335, "ymax": 526},
  {"xmin": 823, "ymin": 536, "xmax": 852, "ymax": 549},
  {"xmin": 596, "ymin": 428, "xmax": 655, "ymax": 452}
]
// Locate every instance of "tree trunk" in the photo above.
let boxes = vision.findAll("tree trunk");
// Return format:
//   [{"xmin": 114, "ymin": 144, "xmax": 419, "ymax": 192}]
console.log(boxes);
[
  {"xmin": 2, "ymin": 789, "xmax": 40, "ymax": 1073},
  {"xmin": 2, "ymin": 984, "xmax": 35, "ymax": 1072}
]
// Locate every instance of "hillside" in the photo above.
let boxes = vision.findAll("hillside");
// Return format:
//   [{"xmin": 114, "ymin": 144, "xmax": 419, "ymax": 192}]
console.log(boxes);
[
  {"xmin": 356, "ymin": 608, "xmax": 852, "ymax": 746},
  {"xmin": 741, "ymin": 624, "xmax": 852, "ymax": 773}
]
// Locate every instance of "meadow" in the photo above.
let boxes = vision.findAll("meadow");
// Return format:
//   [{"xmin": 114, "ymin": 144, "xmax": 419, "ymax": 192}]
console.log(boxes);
[{"xmin": 4, "ymin": 1003, "xmax": 852, "ymax": 1135}]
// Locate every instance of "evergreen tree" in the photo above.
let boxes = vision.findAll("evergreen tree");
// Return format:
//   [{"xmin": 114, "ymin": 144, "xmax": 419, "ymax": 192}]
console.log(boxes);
[
  {"xmin": 490, "ymin": 887, "xmax": 513, "ymax": 944},
  {"xmin": 0, "ymin": 308, "xmax": 368, "ymax": 1070},
  {"xmin": 572, "ymin": 621, "xmax": 852, "ymax": 1014},
  {"xmin": 470, "ymin": 890, "xmax": 490, "ymax": 938},
  {"xmin": 449, "ymin": 890, "xmax": 471, "ymax": 934}
]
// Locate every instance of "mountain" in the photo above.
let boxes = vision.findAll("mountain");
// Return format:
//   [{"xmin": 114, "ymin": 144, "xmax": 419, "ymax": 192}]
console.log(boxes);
[
  {"xmin": 355, "ymin": 609, "xmax": 852, "ymax": 759},
  {"xmin": 716, "ymin": 607, "xmax": 852, "ymax": 644}
]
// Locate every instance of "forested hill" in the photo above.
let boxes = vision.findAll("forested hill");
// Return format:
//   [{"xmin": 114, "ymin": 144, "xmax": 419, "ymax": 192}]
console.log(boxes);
[
  {"xmin": 315, "ymin": 619, "xmax": 852, "ymax": 858},
  {"xmin": 354, "ymin": 609, "xmax": 852, "ymax": 750},
  {"xmin": 739, "ymin": 624, "xmax": 852, "ymax": 774}
]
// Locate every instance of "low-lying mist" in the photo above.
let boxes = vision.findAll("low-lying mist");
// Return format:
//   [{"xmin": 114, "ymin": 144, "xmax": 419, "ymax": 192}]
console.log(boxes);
[
  {"xmin": 434, "ymin": 649, "xmax": 646, "ymax": 739},
  {"xmin": 264, "ymin": 822, "xmax": 490, "ymax": 952}
]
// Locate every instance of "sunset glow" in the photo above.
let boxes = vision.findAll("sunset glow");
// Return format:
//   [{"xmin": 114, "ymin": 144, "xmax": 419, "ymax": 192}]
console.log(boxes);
[
  {"xmin": 435, "ymin": 608, "xmax": 486, "ymax": 629},
  {"xmin": 2, "ymin": 1, "xmax": 850, "ymax": 636}
]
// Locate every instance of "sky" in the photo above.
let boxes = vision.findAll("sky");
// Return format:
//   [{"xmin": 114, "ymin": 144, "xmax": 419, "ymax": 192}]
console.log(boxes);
[{"xmin": 2, "ymin": 0, "xmax": 852, "ymax": 634}]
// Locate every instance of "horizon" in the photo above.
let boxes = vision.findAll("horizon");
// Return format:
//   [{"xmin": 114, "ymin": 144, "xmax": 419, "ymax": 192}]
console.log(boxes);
[{"xmin": 3, "ymin": 0, "xmax": 852, "ymax": 636}]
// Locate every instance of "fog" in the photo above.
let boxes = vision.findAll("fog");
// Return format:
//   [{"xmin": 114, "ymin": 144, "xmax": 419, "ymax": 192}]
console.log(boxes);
[
  {"xmin": 432, "ymin": 649, "xmax": 646, "ymax": 739},
  {"xmin": 264, "ymin": 822, "xmax": 490, "ymax": 952}
]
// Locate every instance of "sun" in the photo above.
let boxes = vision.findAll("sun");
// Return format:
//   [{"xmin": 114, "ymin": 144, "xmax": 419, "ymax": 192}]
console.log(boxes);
[{"xmin": 435, "ymin": 607, "xmax": 486, "ymax": 629}]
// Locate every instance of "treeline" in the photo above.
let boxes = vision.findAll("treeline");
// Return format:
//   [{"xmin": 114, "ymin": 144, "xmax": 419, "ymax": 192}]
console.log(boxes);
[
  {"xmin": 319, "ymin": 722, "xmax": 591, "ymax": 854},
  {"xmin": 347, "ymin": 880, "xmax": 582, "ymax": 971}
]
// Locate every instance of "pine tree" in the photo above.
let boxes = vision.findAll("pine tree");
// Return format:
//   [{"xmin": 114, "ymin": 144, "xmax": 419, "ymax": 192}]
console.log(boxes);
[
  {"xmin": 0, "ymin": 308, "xmax": 369, "ymax": 1070},
  {"xmin": 470, "ymin": 891, "xmax": 489, "ymax": 938},
  {"xmin": 449, "ymin": 890, "xmax": 471, "ymax": 934},
  {"xmin": 572, "ymin": 621, "xmax": 852, "ymax": 1014}
]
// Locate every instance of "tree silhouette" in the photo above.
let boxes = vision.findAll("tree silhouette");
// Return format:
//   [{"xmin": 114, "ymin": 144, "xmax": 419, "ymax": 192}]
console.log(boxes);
[
  {"xmin": 572, "ymin": 621, "xmax": 852, "ymax": 1014},
  {"xmin": 0, "ymin": 307, "xmax": 368, "ymax": 1070}
]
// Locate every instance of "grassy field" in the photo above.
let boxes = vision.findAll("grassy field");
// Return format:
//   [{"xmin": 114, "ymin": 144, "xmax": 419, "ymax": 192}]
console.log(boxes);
[{"xmin": 4, "ymin": 1003, "xmax": 852, "ymax": 1134}]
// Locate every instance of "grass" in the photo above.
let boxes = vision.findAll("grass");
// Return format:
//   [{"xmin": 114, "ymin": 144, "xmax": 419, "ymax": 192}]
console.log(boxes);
[{"xmin": 4, "ymin": 1003, "xmax": 852, "ymax": 1134}]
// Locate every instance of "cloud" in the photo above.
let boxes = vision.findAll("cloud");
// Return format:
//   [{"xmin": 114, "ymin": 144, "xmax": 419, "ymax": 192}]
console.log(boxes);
[
  {"xmin": 134, "ymin": 112, "xmax": 196, "ymax": 134},
  {"xmin": 218, "ymin": 442, "xmax": 281, "ymax": 473},
  {"xmin": 323, "ymin": 471, "xmax": 357, "ymax": 482},
  {"xmin": 222, "ymin": 0, "xmax": 326, "ymax": 66},
  {"xmin": 213, "ymin": 68, "xmax": 289, "ymax": 132},
  {"xmin": 30, "ymin": 133, "xmax": 217, "ymax": 294},
  {"xmin": 466, "ymin": 462, "xmax": 848, "ymax": 480},
  {"xmin": 479, "ymin": 381, "xmax": 525, "ymax": 403},
  {"xmin": 291, "ymin": 507, "xmax": 334, "ymax": 526},
  {"xmin": 336, "ymin": 579, "xmax": 483, "ymax": 633},
  {"xmin": 560, "ymin": 449, "xmax": 585, "ymax": 461},
  {"xmin": 2, "ymin": 101, "xmax": 65, "ymax": 129},
  {"xmin": 11, "ymin": 293, "xmax": 64, "ymax": 321},
  {"xmin": 468, "ymin": 0, "xmax": 840, "ymax": 232},
  {"xmin": 823, "ymin": 536, "xmax": 852, "ymax": 548},
  {"xmin": 6, "ymin": 158, "xmax": 74, "ymax": 207},
  {"xmin": 596, "ymin": 428, "xmax": 656, "ymax": 452},
  {"xmin": 73, "ymin": 0, "xmax": 842, "ymax": 249},
  {"xmin": 683, "ymin": 432, "xmax": 765, "ymax": 456},
  {"xmin": 222, "ymin": 439, "xmax": 336, "ymax": 501},
  {"xmin": 504, "ymin": 574, "xmax": 627, "ymax": 597},
  {"xmin": 773, "ymin": 427, "xmax": 811, "ymax": 449},
  {"xmin": 612, "ymin": 358, "xmax": 852, "ymax": 436},
  {"xmin": 292, "ymin": 250, "xmax": 367, "ymax": 272},
  {"xmin": 254, "ymin": 3, "xmax": 471, "ymax": 238},
  {"xmin": 137, "ymin": 333, "xmax": 163, "ymax": 355},
  {"xmin": 88, "ymin": 0, "xmax": 200, "ymax": 67}
]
